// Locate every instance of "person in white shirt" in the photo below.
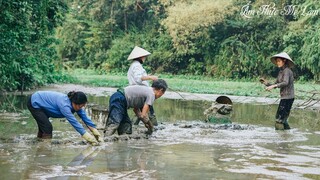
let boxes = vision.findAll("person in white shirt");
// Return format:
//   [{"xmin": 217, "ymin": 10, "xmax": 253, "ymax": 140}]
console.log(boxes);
[{"xmin": 127, "ymin": 46, "xmax": 159, "ymax": 126}]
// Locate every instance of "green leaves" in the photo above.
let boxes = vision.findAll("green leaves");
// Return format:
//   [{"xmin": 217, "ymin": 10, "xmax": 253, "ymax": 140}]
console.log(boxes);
[
  {"xmin": 0, "ymin": 0, "xmax": 68, "ymax": 91},
  {"xmin": 161, "ymin": 0, "xmax": 235, "ymax": 55},
  {"xmin": 33, "ymin": 0, "xmax": 320, "ymax": 82}
]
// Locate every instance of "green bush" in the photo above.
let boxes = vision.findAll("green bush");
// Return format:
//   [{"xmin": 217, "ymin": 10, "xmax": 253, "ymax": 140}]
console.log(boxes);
[{"xmin": 0, "ymin": 0, "xmax": 68, "ymax": 91}]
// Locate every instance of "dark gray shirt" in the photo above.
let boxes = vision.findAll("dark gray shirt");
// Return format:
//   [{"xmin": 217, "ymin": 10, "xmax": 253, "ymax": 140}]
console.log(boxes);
[{"xmin": 271, "ymin": 67, "xmax": 295, "ymax": 99}]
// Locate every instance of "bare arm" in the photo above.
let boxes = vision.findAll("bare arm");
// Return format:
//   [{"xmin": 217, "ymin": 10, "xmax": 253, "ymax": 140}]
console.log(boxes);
[
  {"xmin": 141, "ymin": 75, "xmax": 158, "ymax": 81},
  {"xmin": 136, "ymin": 104, "xmax": 153, "ymax": 133},
  {"xmin": 133, "ymin": 107, "xmax": 141, "ymax": 118},
  {"xmin": 140, "ymin": 104, "xmax": 150, "ymax": 119}
]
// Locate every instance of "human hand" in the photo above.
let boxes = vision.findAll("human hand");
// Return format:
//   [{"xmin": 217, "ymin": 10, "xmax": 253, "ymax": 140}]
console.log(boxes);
[
  {"xmin": 138, "ymin": 116, "xmax": 148, "ymax": 123},
  {"xmin": 82, "ymin": 132, "xmax": 99, "ymax": 146},
  {"xmin": 144, "ymin": 120, "xmax": 154, "ymax": 135},
  {"xmin": 91, "ymin": 128, "xmax": 104, "ymax": 142},
  {"xmin": 139, "ymin": 116, "xmax": 154, "ymax": 134},
  {"xmin": 266, "ymin": 84, "xmax": 277, "ymax": 91}
]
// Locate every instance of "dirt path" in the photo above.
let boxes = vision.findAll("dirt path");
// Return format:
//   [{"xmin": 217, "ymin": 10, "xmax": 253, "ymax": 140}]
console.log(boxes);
[{"xmin": 23, "ymin": 83, "xmax": 320, "ymax": 111}]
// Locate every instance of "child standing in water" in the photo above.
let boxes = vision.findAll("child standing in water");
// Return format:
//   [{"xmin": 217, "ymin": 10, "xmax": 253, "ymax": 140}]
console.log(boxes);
[{"xmin": 260, "ymin": 52, "xmax": 295, "ymax": 130}]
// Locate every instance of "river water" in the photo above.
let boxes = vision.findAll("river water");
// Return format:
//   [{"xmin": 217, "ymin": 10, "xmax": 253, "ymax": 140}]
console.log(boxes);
[{"xmin": 0, "ymin": 93, "xmax": 320, "ymax": 180}]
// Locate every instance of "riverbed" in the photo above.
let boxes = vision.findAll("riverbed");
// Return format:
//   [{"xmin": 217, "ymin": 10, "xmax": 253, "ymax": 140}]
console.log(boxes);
[{"xmin": 0, "ymin": 84, "xmax": 319, "ymax": 180}]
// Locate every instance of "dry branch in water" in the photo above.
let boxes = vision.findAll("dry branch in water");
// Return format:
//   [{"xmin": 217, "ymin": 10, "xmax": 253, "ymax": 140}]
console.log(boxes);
[{"xmin": 295, "ymin": 90, "xmax": 320, "ymax": 109}]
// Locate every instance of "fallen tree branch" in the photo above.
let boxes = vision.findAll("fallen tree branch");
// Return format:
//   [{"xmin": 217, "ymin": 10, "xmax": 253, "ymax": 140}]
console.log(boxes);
[{"xmin": 295, "ymin": 90, "xmax": 320, "ymax": 109}]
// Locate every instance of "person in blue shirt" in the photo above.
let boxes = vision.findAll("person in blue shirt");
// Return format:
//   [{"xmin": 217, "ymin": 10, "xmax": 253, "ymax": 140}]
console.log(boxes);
[{"xmin": 27, "ymin": 91, "xmax": 103, "ymax": 145}]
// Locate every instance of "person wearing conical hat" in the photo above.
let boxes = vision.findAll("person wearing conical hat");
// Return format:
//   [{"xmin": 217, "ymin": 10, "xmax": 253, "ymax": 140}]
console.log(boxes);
[
  {"xmin": 127, "ymin": 46, "xmax": 159, "ymax": 126},
  {"xmin": 259, "ymin": 52, "xmax": 295, "ymax": 130},
  {"xmin": 127, "ymin": 46, "xmax": 158, "ymax": 86}
]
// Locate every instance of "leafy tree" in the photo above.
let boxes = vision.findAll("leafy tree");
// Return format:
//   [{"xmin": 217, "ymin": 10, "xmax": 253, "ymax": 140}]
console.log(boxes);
[
  {"xmin": 56, "ymin": 0, "xmax": 162, "ymax": 71},
  {"xmin": 161, "ymin": 0, "xmax": 235, "ymax": 55},
  {"xmin": 55, "ymin": 0, "xmax": 320, "ymax": 81},
  {"xmin": 0, "ymin": 0, "xmax": 68, "ymax": 92},
  {"xmin": 284, "ymin": 0, "xmax": 320, "ymax": 80}
]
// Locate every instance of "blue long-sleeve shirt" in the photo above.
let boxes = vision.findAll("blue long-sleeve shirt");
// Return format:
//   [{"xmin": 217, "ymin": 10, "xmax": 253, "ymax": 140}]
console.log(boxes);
[{"xmin": 31, "ymin": 91, "xmax": 96, "ymax": 135}]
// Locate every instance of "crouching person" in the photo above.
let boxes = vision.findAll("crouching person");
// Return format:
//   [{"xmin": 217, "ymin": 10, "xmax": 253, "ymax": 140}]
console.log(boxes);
[
  {"xmin": 104, "ymin": 79, "xmax": 168, "ymax": 136},
  {"xmin": 27, "ymin": 91, "xmax": 103, "ymax": 145}
]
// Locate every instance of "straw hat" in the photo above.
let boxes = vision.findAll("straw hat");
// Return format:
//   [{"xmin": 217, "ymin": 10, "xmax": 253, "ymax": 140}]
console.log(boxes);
[
  {"xmin": 127, "ymin": 46, "xmax": 151, "ymax": 60},
  {"xmin": 216, "ymin": 96, "xmax": 233, "ymax": 105},
  {"xmin": 270, "ymin": 52, "xmax": 294, "ymax": 68}
]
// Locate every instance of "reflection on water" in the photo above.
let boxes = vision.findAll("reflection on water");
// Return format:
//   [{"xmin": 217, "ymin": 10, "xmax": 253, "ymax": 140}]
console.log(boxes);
[{"xmin": 1, "ymin": 94, "xmax": 320, "ymax": 180}]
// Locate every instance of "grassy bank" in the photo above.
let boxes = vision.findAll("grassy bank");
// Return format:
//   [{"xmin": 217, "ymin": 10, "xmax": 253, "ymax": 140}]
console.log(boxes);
[{"xmin": 67, "ymin": 69, "xmax": 320, "ymax": 100}]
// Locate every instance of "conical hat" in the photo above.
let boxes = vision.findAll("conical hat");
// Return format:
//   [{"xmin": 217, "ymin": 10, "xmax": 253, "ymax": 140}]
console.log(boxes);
[
  {"xmin": 127, "ymin": 46, "xmax": 151, "ymax": 60},
  {"xmin": 270, "ymin": 52, "xmax": 294, "ymax": 68},
  {"xmin": 216, "ymin": 96, "xmax": 233, "ymax": 105}
]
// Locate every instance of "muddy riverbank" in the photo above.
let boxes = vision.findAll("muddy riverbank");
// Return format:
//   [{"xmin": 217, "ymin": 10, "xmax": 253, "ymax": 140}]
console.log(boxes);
[
  {"xmin": 13, "ymin": 83, "xmax": 320, "ymax": 111},
  {"xmin": 1, "ymin": 84, "xmax": 320, "ymax": 180}
]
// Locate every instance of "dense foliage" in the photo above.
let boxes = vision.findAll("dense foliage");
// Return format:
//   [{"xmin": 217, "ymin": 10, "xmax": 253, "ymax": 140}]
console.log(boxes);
[
  {"xmin": 56, "ymin": 0, "xmax": 320, "ymax": 80},
  {"xmin": 0, "ymin": 0, "xmax": 68, "ymax": 91},
  {"xmin": 1, "ymin": 0, "xmax": 320, "ymax": 91}
]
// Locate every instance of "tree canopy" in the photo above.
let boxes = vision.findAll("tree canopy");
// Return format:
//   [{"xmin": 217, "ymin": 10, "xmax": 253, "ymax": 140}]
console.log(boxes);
[
  {"xmin": 55, "ymin": 0, "xmax": 320, "ymax": 79},
  {"xmin": 1, "ymin": 0, "xmax": 320, "ymax": 91},
  {"xmin": 0, "ymin": 0, "xmax": 68, "ymax": 91}
]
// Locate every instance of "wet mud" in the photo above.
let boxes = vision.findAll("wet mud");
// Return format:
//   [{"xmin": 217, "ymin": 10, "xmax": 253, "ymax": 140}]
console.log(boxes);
[
  {"xmin": 1, "ymin": 84, "xmax": 320, "ymax": 180},
  {"xmin": 1, "ymin": 122, "xmax": 255, "ymax": 145}
]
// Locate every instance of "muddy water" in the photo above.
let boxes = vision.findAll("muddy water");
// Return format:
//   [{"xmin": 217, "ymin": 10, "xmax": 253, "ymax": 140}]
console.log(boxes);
[{"xmin": 0, "ymin": 94, "xmax": 320, "ymax": 180}]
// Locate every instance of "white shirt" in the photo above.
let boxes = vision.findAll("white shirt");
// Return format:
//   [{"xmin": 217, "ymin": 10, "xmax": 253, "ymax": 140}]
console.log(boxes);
[{"xmin": 127, "ymin": 61, "xmax": 149, "ymax": 86}]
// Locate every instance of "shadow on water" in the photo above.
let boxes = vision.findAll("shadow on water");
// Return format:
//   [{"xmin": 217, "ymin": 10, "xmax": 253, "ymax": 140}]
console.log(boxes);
[{"xmin": 1, "ymin": 94, "xmax": 320, "ymax": 180}]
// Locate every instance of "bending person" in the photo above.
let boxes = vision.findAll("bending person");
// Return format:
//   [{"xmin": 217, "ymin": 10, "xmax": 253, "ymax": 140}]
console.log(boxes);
[
  {"xmin": 104, "ymin": 79, "xmax": 168, "ymax": 136},
  {"xmin": 127, "ymin": 46, "xmax": 159, "ymax": 126},
  {"xmin": 27, "ymin": 91, "xmax": 103, "ymax": 145}
]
